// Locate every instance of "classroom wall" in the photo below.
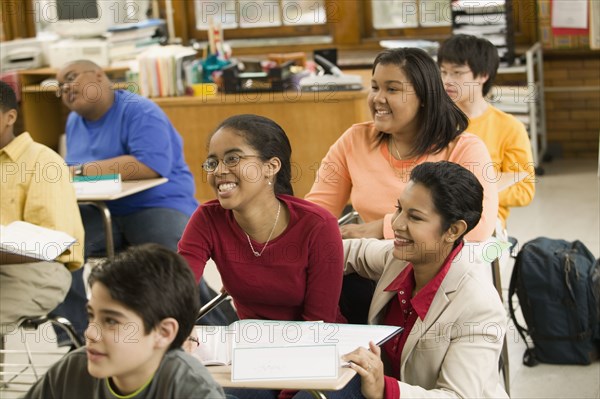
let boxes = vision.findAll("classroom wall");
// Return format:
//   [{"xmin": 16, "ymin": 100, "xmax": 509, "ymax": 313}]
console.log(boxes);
[{"xmin": 543, "ymin": 54, "xmax": 600, "ymax": 159}]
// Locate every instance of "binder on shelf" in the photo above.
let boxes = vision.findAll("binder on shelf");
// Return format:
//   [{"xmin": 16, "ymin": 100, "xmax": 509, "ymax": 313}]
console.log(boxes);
[{"xmin": 451, "ymin": 0, "xmax": 514, "ymax": 65}]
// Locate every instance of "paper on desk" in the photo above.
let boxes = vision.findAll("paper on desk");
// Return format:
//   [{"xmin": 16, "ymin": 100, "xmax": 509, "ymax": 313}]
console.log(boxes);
[
  {"xmin": 195, "ymin": 320, "xmax": 403, "ymax": 367},
  {"xmin": 232, "ymin": 345, "xmax": 338, "ymax": 381}
]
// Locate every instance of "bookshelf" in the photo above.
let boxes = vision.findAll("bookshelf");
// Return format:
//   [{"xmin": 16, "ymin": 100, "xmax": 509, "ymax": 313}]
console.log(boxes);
[{"xmin": 452, "ymin": 0, "xmax": 515, "ymax": 64}]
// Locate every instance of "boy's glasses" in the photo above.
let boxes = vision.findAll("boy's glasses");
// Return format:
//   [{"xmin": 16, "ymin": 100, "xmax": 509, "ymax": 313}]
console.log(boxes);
[
  {"xmin": 202, "ymin": 154, "xmax": 261, "ymax": 173},
  {"xmin": 56, "ymin": 70, "xmax": 96, "ymax": 97},
  {"xmin": 439, "ymin": 69, "xmax": 472, "ymax": 79}
]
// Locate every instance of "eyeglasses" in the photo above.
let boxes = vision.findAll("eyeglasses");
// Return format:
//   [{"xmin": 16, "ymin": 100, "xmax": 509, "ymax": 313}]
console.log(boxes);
[
  {"xmin": 202, "ymin": 154, "xmax": 261, "ymax": 173},
  {"xmin": 56, "ymin": 70, "xmax": 96, "ymax": 97},
  {"xmin": 439, "ymin": 69, "xmax": 472, "ymax": 80}
]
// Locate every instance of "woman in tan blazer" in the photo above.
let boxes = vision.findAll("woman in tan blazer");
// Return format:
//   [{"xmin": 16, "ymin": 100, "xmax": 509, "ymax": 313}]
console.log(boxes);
[{"xmin": 296, "ymin": 161, "xmax": 508, "ymax": 399}]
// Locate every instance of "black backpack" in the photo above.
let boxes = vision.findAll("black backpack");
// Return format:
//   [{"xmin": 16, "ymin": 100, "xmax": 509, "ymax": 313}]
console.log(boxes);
[{"xmin": 508, "ymin": 237, "xmax": 600, "ymax": 366}]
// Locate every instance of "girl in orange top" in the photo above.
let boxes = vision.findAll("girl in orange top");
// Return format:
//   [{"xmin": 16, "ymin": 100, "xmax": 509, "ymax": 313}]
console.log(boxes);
[{"xmin": 305, "ymin": 48, "xmax": 498, "ymax": 242}]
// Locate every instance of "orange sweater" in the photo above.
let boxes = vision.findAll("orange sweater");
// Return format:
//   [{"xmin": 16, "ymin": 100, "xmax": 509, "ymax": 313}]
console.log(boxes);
[
  {"xmin": 468, "ymin": 106, "xmax": 535, "ymax": 226},
  {"xmin": 305, "ymin": 122, "xmax": 498, "ymax": 242}
]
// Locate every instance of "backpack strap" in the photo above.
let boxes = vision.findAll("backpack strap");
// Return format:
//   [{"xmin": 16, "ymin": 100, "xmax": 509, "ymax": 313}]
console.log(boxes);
[{"xmin": 508, "ymin": 249, "xmax": 539, "ymax": 367}]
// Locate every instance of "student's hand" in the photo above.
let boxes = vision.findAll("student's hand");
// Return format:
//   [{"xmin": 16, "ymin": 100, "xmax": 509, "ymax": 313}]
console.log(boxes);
[
  {"xmin": 340, "ymin": 220, "xmax": 384, "ymax": 239},
  {"xmin": 342, "ymin": 341, "xmax": 385, "ymax": 399},
  {"xmin": 182, "ymin": 329, "xmax": 200, "ymax": 353}
]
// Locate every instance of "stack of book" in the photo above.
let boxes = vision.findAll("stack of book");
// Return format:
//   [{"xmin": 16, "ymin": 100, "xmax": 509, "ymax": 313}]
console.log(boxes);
[
  {"xmin": 451, "ymin": 0, "xmax": 514, "ymax": 64},
  {"xmin": 137, "ymin": 45, "xmax": 197, "ymax": 97},
  {"xmin": 103, "ymin": 19, "xmax": 166, "ymax": 63},
  {"xmin": 72, "ymin": 174, "xmax": 122, "ymax": 196}
]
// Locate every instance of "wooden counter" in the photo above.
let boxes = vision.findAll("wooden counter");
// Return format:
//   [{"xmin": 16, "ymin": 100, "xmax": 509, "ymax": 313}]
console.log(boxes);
[
  {"xmin": 18, "ymin": 69, "xmax": 370, "ymax": 201},
  {"xmin": 154, "ymin": 90, "xmax": 369, "ymax": 201}
]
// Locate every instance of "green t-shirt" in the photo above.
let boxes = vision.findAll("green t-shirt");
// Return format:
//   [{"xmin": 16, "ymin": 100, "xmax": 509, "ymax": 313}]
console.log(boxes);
[{"xmin": 24, "ymin": 347, "xmax": 225, "ymax": 399}]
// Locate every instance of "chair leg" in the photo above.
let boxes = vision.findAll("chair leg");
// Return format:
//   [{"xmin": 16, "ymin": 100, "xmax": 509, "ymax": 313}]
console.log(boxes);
[
  {"xmin": 0, "ymin": 334, "xmax": 5, "ymax": 388},
  {"xmin": 22, "ymin": 340, "xmax": 39, "ymax": 380},
  {"xmin": 491, "ymin": 255, "xmax": 510, "ymax": 395},
  {"xmin": 501, "ymin": 334, "xmax": 510, "ymax": 395}
]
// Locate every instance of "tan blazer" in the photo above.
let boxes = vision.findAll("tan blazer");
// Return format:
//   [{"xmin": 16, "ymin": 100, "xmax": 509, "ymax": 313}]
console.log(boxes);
[{"xmin": 344, "ymin": 239, "xmax": 509, "ymax": 399}]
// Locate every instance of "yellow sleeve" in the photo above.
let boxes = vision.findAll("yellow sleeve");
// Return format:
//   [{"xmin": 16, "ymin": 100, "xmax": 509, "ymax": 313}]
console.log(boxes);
[{"xmin": 24, "ymin": 149, "xmax": 85, "ymax": 270}]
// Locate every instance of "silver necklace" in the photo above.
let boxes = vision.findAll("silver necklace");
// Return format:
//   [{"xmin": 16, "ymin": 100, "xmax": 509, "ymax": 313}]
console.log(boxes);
[
  {"xmin": 390, "ymin": 136, "xmax": 403, "ymax": 160},
  {"xmin": 245, "ymin": 201, "xmax": 281, "ymax": 257}
]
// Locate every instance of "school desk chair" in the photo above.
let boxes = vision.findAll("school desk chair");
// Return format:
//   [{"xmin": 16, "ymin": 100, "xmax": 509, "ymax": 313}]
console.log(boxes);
[
  {"xmin": 490, "ymin": 231, "xmax": 520, "ymax": 396},
  {"xmin": 0, "ymin": 314, "xmax": 83, "ymax": 393}
]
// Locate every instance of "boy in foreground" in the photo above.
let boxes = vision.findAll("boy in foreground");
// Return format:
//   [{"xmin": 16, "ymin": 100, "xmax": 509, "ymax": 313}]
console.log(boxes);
[{"xmin": 25, "ymin": 244, "xmax": 225, "ymax": 398}]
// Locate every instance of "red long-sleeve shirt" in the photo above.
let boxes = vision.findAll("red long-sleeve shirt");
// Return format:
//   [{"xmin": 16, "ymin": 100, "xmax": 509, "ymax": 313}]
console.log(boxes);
[{"xmin": 178, "ymin": 195, "xmax": 346, "ymax": 323}]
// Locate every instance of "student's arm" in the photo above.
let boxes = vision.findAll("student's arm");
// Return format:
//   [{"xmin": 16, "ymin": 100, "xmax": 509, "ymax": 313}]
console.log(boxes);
[
  {"xmin": 26, "ymin": 150, "xmax": 84, "ymax": 270},
  {"xmin": 305, "ymin": 130, "xmax": 353, "ymax": 219},
  {"xmin": 498, "ymin": 122, "xmax": 536, "ymax": 208},
  {"xmin": 73, "ymin": 155, "xmax": 159, "ymax": 180},
  {"xmin": 343, "ymin": 238, "xmax": 396, "ymax": 280},
  {"xmin": 177, "ymin": 207, "xmax": 212, "ymax": 283},
  {"xmin": 302, "ymin": 217, "xmax": 344, "ymax": 322},
  {"xmin": 341, "ymin": 219, "xmax": 385, "ymax": 239}
]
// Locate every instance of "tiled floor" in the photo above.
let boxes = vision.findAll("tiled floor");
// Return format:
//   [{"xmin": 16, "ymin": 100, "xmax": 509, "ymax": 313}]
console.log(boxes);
[{"xmin": 1, "ymin": 159, "xmax": 599, "ymax": 398}]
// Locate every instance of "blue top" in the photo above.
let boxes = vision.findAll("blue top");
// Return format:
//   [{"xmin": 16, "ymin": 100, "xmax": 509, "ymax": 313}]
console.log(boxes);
[{"xmin": 65, "ymin": 90, "xmax": 198, "ymax": 216}]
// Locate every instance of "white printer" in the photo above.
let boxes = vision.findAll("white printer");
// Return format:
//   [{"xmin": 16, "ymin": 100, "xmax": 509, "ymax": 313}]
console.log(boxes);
[
  {"xmin": 48, "ymin": 39, "xmax": 110, "ymax": 69},
  {"xmin": 0, "ymin": 38, "xmax": 44, "ymax": 71}
]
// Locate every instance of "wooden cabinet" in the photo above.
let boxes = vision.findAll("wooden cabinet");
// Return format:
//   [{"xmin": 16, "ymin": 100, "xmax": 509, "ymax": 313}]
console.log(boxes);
[{"xmin": 18, "ymin": 68, "xmax": 370, "ymax": 202}]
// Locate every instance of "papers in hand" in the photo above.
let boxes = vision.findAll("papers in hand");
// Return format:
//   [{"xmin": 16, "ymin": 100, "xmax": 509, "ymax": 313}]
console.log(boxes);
[
  {"xmin": 0, "ymin": 221, "xmax": 76, "ymax": 262},
  {"xmin": 194, "ymin": 320, "xmax": 403, "ymax": 381},
  {"xmin": 72, "ymin": 174, "xmax": 122, "ymax": 196}
]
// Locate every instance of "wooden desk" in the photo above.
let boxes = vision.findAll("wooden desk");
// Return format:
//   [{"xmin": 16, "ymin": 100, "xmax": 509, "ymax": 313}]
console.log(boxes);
[
  {"xmin": 19, "ymin": 69, "xmax": 371, "ymax": 202},
  {"xmin": 76, "ymin": 178, "xmax": 168, "ymax": 258},
  {"xmin": 208, "ymin": 365, "xmax": 356, "ymax": 399}
]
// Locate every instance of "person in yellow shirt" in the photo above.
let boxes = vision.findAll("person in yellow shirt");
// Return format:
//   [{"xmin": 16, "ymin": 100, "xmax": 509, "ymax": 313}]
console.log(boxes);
[
  {"xmin": 0, "ymin": 81, "xmax": 84, "ymax": 330},
  {"xmin": 437, "ymin": 34, "xmax": 535, "ymax": 229}
]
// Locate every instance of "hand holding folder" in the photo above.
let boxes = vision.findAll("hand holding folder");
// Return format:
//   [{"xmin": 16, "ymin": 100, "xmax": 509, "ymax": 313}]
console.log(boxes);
[{"xmin": 192, "ymin": 319, "xmax": 403, "ymax": 381}]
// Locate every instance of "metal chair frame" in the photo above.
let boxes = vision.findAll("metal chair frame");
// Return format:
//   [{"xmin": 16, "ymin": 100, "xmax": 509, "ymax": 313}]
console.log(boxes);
[
  {"xmin": 0, "ymin": 315, "xmax": 83, "ymax": 393},
  {"xmin": 491, "ymin": 256, "xmax": 511, "ymax": 395}
]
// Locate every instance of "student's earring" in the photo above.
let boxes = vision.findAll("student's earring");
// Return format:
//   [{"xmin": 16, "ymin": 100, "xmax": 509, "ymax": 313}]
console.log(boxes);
[{"xmin": 268, "ymin": 180, "xmax": 272, "ymax": 186}]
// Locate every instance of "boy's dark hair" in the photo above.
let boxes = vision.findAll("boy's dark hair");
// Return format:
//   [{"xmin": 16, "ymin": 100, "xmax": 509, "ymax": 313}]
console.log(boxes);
[
  {"xmin": 88, "ymin": 244, "xmax": 199, "ymax": 350},
  {"xmin": 437, "ymin": 34, "xmax": 500, "ymax": 96},
  {"xmin": 0, "ymin": 81, "xmax": 18, "ymax": 112},
  {"xmin": 211, "ymin": 114, "xmax": 294, "ymax": 196},
  {"xmin": 372, "ymin": 48, "xmax": 469, "ymax": 158},
  {"xmin": 410, "ymin": 161, "xmax": 483, "ymax": 243}
]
